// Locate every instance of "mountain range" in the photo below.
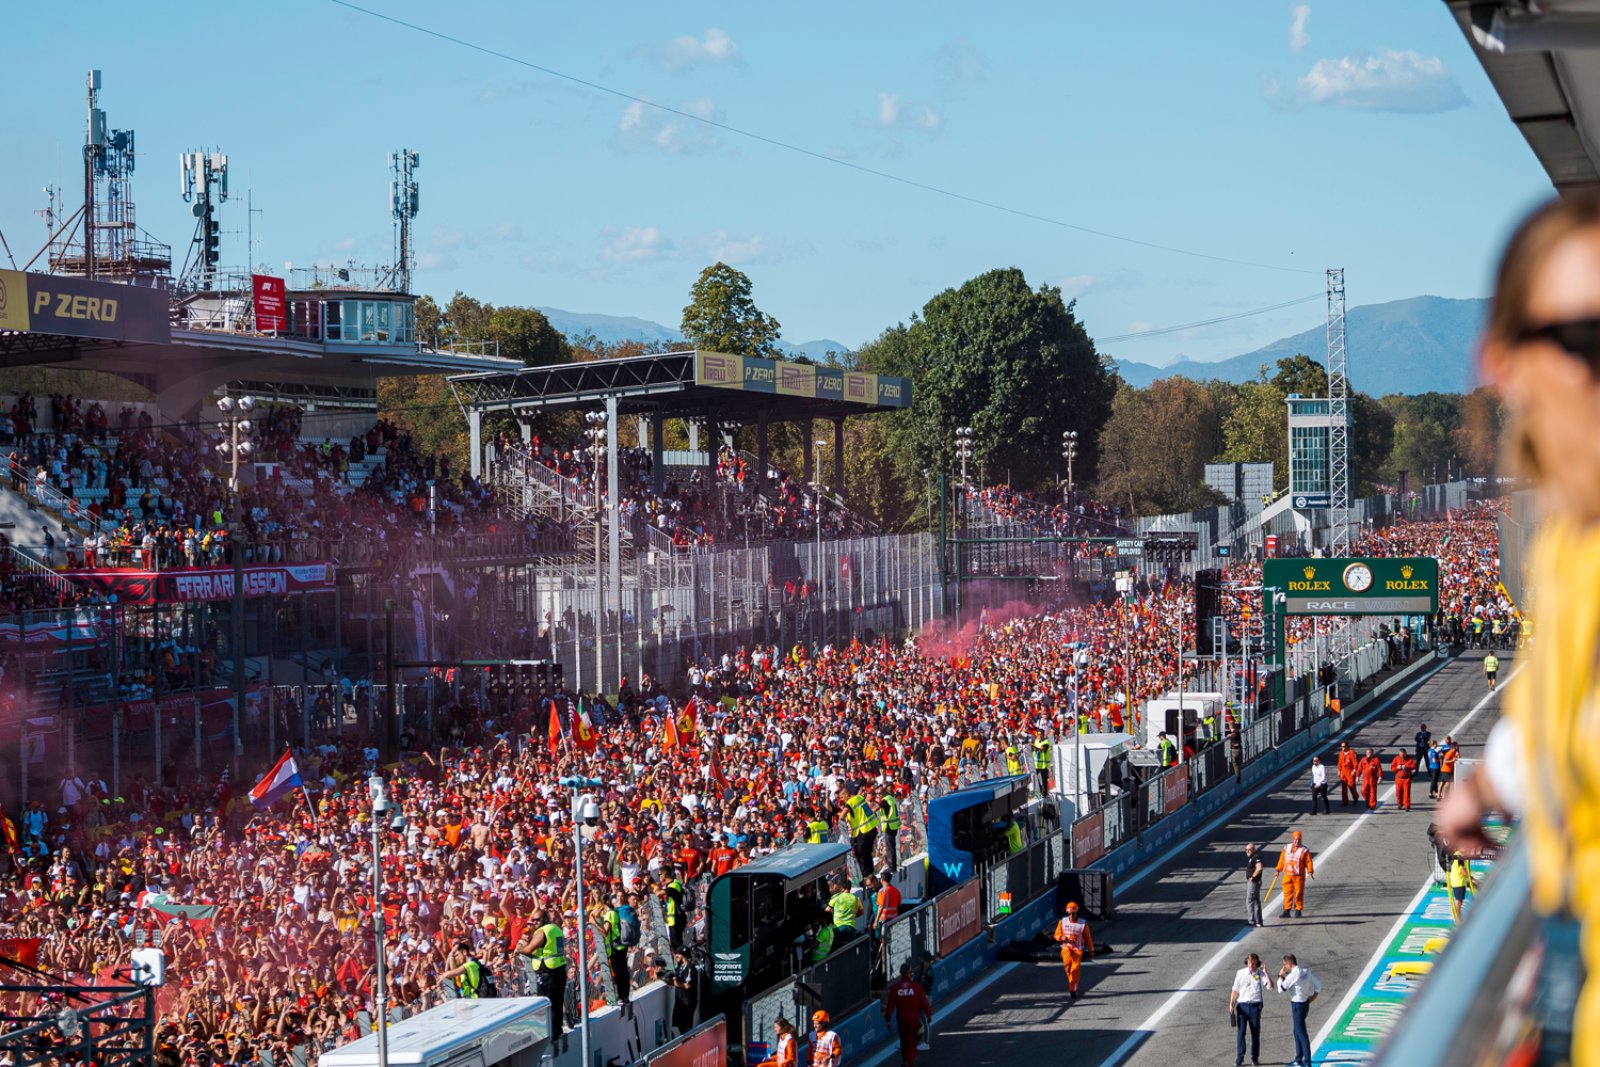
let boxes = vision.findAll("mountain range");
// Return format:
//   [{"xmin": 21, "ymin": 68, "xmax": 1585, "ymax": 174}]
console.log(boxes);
[
  {"xmin": 1108, "ymin": 295, "xmax": 1488, "ymax": 396},
  {"xmin": 537, "ymin": 307, "xmax": 849, "ymax": 362},
  {"xmin": 540, "ymin": 294, "xmax": 1487, "ymax": 396}
]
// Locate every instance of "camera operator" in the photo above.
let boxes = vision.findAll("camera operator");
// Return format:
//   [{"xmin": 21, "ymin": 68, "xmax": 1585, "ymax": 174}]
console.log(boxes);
[{"xmin": 656, "ymin": 949, "xmax": 700, "ymax": 1036}]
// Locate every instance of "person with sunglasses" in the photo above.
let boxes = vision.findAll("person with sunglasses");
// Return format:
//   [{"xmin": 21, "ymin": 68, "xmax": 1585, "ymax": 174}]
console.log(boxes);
[{"xmin": 1440, "ymin": 191, "xmax": 1600, "ymax": 1067}]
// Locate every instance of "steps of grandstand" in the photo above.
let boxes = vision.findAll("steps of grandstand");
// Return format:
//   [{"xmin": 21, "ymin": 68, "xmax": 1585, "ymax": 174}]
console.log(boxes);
[{"xmin": 488, "ymin": 444, "xmax": 639, "ymax": 565}]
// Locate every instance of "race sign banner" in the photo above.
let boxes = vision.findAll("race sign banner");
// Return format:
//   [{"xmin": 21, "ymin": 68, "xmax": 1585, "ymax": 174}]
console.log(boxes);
[{"xmin": 156, "ymin": 563, "xmax": 336, "ymax": 602}]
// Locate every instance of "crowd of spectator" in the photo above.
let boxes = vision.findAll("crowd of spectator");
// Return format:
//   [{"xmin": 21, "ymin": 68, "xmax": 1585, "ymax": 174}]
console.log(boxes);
[{"xmin": 0, "ymin": 500, "xmax": 1505, "ymax": 1067}]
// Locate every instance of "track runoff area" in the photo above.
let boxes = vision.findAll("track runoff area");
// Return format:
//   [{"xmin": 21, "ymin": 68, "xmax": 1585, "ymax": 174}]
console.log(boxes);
[{"xmin": 897, "ymin": 650, "xmax": 1509, "ymax": 1067}]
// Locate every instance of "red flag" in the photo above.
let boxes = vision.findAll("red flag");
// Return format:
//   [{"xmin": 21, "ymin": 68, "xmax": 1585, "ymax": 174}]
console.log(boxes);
[
  {"xmin": 676, "ymin": 699, "xmax": 698, "ymax": 745},
  {"xmin": 573, "ymin": 700, "xmax": 598, "ymax": 754},
  {"xmin": 661, "ymin": 714, "xmax": 680, "ymax": 751},
  {"xmin": 547, "ymin": 700, "xmax": 563, "ymax": 756},
  {"xmin": 0, "ymin": 937, "xmax": 40, "ymax": 968},
  {"xmin": 0, "ymin": 806, "xmax": 17, "ymax": 856},
  {"xmin": 709, "ymin": 738, "xmax": 729, "ymax": 791}
]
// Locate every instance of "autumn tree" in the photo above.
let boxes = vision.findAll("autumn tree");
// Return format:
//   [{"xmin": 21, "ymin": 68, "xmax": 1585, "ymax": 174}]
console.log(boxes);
[
  {"xmin": 680, "ymin": 263, "xmax": 782, "ymax": 357},
  {"xmin": 1097, "ymin": 378, "xmax": 1229, "ymax": 514}
]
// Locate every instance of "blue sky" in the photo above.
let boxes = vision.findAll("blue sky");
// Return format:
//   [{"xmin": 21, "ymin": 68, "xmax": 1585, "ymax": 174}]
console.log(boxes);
[{"xmin": 0, "ymin": 1, "xmax": 1554, "ymax": 363}]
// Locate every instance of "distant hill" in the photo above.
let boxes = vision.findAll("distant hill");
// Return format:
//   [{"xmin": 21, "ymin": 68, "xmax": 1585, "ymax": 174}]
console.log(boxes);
[
  {"xmin": 537, "ymin": 306, "xmax": 848, "ymax": 362},
  {"xmin": 1110, "ymin": 295, "xmax": 1488, "ymax": 396}
]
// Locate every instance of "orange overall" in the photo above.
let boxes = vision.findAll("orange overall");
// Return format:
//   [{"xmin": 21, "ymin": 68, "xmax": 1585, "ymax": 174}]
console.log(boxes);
[
  {"xmin": 1390, "ymin": 754, "xmax": 1416, "ymax": 811},
  {"xmin": 1359, "ymin": 756, "xmax": 1383, "ymax": 810},
  {"xmin": 1277, "ymin": 843, "xmax": 1314, "ymax": 913},
  {"xmin": 1337, "ymin": 749, "xmax": 1358, "ymax": 805},
  {"xmin": 1055, "ymin": 916, "xmax": 1095, "ymax": 992}
]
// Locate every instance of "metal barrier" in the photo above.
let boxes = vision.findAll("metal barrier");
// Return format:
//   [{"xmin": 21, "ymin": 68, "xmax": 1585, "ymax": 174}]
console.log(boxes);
[
  {"xmin": 742, "ymin": 976, "xmax": 799, "ymax": 1064},
  {"xmin": 796, "ymin": 934, "xmax": 874, "ymax": 1019},
  {"xmin": 1241, "ymin": 714, "xmax": 1277, "ymax": 763},
  {"xmin": 632, "ymin": 1015, "xmax": 727, "ymax": 1067},
  {"xmin": 1189, "ymin": 743, "xmax": 1229, "ymax": 794},
  {"xmin": 982, "ymin": 831, "xmax": 1065, "ymax": 923},
  {"xmin": 882, "ymin": 899, "xmax": 938, "ymax": 975}
]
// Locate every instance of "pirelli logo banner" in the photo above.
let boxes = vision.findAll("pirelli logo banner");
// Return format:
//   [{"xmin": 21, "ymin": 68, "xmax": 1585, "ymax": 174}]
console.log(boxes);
[
  {"xmin": 0, "ymin": 269, "xmax": 171, "ymax": 344},
  {"xmin": 694, "ymin": 350, "xmax": 911, "ymax": 408},
  {"xmin": 1263, "ymin": 556, "xmax": 1439, "ymax": 616}
]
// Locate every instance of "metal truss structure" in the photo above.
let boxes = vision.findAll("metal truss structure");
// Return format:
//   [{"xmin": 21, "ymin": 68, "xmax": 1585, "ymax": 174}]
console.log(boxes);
[{"xmin": 0, "ymin": 981, "xmax": 155, "ymax": 1067}]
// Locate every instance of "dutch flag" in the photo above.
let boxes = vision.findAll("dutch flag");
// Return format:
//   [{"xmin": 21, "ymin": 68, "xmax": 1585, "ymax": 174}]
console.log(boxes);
[{"xmin": 249, "ymin": 749, "xmax": 303, "ymax": 809}]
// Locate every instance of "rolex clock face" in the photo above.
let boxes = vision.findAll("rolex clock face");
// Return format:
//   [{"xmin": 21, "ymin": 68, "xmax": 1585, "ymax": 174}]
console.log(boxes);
[{"xmin": 1343, "ymin": 563, "xmax": 1374, "ymax": 593}]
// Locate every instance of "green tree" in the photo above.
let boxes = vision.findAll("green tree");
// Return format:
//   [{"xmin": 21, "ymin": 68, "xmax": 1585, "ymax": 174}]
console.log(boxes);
[
  {"xmin": 488, "ymin": 306, "xmax": 572, "ymax": 367},
  {"xmin": 680, "ymin": 262, "xmax": 782, "ymax": 356},
  {"xmin": 901, "ymin": 268, "xmax": 1117, "ymax": 492}
]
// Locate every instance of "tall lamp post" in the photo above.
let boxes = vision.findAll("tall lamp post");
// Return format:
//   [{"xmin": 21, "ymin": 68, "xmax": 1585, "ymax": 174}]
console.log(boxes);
[
  {"xmin": 953, "ymin": 428, "xmax": 974, "ymax": 621},
  {"xmin": 584, "ymin": 412, "xmax": 606, "ymax": 692},
  {"xmin": 813, "ymin": 438, "xmax": 825, "ymax": 647},
  {"xmin": 559, "ymin": 775, "xmax": 603, "ymax": 1067},
  {"xmin": 214, "ymin": 394, "xmax": 256, "ymax": 776},
  {"xmin": 367, "ymin": 774, "xmax": 400, "ymax": 1067},
  {"xmin": 1061, "ymin": 430, "xmax": 1078, "ymax": 505}
]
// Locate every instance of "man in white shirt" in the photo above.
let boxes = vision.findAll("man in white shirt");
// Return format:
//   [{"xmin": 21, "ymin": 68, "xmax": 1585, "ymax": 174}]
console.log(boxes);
[
  {"xmin": 1228, "ymin": 952, "xmax": 1270, "ymax": 1066},
  {"xmin": 1310, "ymin": 756, "xmax": 1331, "ymax": 815},
  {"xmin": 1276, "ymin": 954, "xmax": 1322, "ymax": 1067}
]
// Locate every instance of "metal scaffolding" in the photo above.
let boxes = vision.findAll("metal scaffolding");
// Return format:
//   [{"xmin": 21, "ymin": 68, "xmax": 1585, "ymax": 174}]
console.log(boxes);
[{"xmin": 1326, "ymin": 268, "xmax": 1351, "ymax": 555}]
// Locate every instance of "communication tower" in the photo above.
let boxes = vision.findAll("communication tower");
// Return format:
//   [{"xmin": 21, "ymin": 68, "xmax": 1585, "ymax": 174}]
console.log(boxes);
[
  {"xmin": 390, "ymin": 150, "xmax": 420, "ymax": 294},
  {"xmin": 1325, "ymin": 268, "xmax": 1351, "ymax": 555},
  {"xmin": 48, "ymin": 70, "xmax": 171, "ymax": 279},
  {"xmin": 180, "ymin": 149, "xmax": 229, "ymax": 289}
]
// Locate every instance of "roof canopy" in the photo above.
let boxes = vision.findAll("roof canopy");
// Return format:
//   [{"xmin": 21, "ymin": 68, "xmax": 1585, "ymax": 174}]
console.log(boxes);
[{"xmin": 449, "ymin": 350, "xmax": 912, "ymax": 424}]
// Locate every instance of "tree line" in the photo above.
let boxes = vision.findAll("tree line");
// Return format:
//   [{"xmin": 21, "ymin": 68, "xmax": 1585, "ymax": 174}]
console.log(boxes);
[{"xmin": 380, "ymin": 263, "xmax": 1501, "ymax": 530}]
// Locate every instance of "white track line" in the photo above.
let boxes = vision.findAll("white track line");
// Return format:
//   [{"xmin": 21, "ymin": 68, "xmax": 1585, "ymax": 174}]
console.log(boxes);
[
  {"xmin": 1309, "ymin": 877, "xmax": 1434, "ymax": 1053},
  {"xmin": 1117, "ymin": 655, "xmax": 1445, "ymax": 897},
  {"xmin": 1093, "ymin": 660, "xmax": 1517, "ymax": 1067}
]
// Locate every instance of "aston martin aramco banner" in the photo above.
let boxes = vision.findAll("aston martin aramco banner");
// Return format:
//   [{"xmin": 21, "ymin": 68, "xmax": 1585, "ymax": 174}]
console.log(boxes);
[
  {"xmin": 1263, "ymin": 556, "xmax": 1440, "ymax": 616},
  {"xmin": 694, "ymin": 350, "xmax": 912, "ymax": 408}
]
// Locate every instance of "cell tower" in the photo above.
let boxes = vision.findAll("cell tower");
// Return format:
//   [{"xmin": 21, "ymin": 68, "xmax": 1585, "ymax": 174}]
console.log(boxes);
[
  {"xmin": 390, "ymin": 150, "xmax": 420, "ymax": 293},
  {"xmin": 180, "ymin": 149, "xmax": 229, "ymax": 289},
  {"xmin": 48, "ymin": 70, "xmax": 171, "ymax": 279},
  {"xmin": 1326, "ymin": 268, "xmax": 1351, "ymax": 555}
]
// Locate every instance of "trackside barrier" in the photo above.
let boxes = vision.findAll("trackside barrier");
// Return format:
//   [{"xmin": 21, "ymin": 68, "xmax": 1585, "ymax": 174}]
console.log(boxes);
[
  {"xmin": 632, "ymin": 1015, "xmax": 727, "ymax": 1067},
  {"xmin": 882, "ymin": 899, "xmax": 937, "ymax": 974},
  {"xmin": 982, "ymin": 831, "xmax": 1065, "ymax": 923}
]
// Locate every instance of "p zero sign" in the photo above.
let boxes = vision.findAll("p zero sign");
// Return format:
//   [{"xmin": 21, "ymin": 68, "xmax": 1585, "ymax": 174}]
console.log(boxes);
[
  {"xmin": 0, "ymin": 268, "xmax": 171, "ymax": 344},
  {"xmin": 1263, "ymin": 556, "xmax": 1440, "ymax": 616}
]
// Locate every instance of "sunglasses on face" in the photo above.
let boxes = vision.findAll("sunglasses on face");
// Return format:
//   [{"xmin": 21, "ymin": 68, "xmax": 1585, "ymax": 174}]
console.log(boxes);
[{"xmin": 1518, "ymin": 317, "xmax": 1600, "ymax": 368}]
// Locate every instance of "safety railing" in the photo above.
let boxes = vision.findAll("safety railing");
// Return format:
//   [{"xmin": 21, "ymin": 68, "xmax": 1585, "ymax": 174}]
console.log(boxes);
[
  {"xmin": 983, "ymin": 830, "xmax": 1066, "ymax": 924},
  {"xmin": 631, "ymin": 1016, "xmax": 727, "ymax": 1067},
  {"xmin": 881, "ymin": 899, "xmax": 938, "ymax": 975}
]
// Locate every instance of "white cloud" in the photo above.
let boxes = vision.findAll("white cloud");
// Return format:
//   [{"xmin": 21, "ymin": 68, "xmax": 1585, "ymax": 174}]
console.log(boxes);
[
  {"xmin": 1289, "ymin": 5, "xmax": 1311, "ymax": 53},
  {"xmin": 862, "ymin": 92, "xmax": 943, "ymax": 132},
  {"xmin": 602, "ymin": 227, "xmax": 674, "ymax": 264},
  {"xmin": 639, "ymin": 28, "xmax": 741, "ymax": 72},
  {"xmin": 417, "ymin": 250, "xmax": 457, "ymax": 272},
  {"xmin": 688, "ymin": 229, "xmax": 811, "ymax": 266},
  {"xmin": 1059, "ymin": 275, "xmax": 1098, "ymax": 299},
  {"xmin": 1284, "ymin": 49, "xmax": 1467, "ymax": 113},
  {"xmin": 615, "ymin": 97, "xmax": 722, "ymax": 154},
  {"xmin": 1055, "ymin": 269, "xmax": 1144, "ymax": 299},
  {"xmin": 935, "ymin": 39, "xmax": 988, "ymax": 92},
  {"xmin": 1128, "ymin": 321, "xmax": 1154, "ymax": 334}
]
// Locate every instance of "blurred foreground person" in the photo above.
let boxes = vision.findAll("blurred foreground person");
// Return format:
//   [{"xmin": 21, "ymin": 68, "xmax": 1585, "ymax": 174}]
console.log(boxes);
[{"xmin": 1442, "ymin": 190, "xmax": 1600, "ymax": 1066}]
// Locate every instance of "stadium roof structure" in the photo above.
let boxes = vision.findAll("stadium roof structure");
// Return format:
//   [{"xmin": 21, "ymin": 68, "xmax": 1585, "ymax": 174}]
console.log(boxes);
[
  {"xmin": 448, "ymin": 349, "xmax": 911, "ymax": 423},
  {"xmin": 1445, "ymin": 0, "xmax": 1600, "ymax": 192},
  {"xmin": 0, "ymin": 267, "xmax": 519, "ymax": 413},
  {"xmin": 449, "ymin": 349, "xmax": 913, "ymax": 492}
]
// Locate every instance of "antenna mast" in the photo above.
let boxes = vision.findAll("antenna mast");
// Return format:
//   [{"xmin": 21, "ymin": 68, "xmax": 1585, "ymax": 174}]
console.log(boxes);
[
  {"xmin": 180, "ymin": 149, "xmax": 229, "ymax": 289},
  {"xmin": 1326, "ymin": 268, "xmax": 1351, "ymax": 555},
  {"xmin": 390, "ymin": 150, "xmax": 420, "ymax": 294}
]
